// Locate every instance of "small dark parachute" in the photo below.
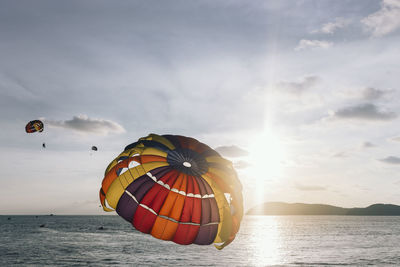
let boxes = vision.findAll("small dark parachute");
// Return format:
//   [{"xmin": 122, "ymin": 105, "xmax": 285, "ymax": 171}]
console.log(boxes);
[
  {"xmin": 91, "ymin": 146, "xmax": 98, "ymax": 151},
  {"xmin": 25, "ymin": 120, "xmax": 44, "ymax": 133}
]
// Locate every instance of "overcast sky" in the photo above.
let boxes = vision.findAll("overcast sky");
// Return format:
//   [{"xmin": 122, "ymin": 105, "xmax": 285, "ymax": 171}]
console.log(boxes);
[{"xmin": 1, "ymin": 0, "xmax": 400, "ymax": 214}]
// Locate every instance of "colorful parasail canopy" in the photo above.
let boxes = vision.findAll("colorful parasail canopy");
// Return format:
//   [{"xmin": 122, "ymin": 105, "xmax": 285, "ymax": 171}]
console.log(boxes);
[
  {"xmin": 25, "ymin": 120, "xmax": 44, "ymax": 133},
  {"xmin": 92, "ymin": 146, "xmax": 98, "ymax": 151},
  {"xmin": 99, "ymin": 134, "xmax": 243, "ymax": 250}
]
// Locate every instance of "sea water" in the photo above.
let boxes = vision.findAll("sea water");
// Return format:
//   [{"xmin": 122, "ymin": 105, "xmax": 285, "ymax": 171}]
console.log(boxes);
[{"xmin": 1, "ymin": 215, "xmax": 400, "ymax": 266}]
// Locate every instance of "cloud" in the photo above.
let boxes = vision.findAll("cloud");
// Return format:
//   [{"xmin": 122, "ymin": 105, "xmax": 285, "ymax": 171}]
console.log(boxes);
[
  {"xmin": 379, "ymin": 156, "xmax": 400, "ymax": 164},
  {"xmin": 353, "ymin": 184, "xmax": 371, "ymax": 191},
  {"xmin": 313, "ymin": 17, "xmax": 351, "ymax": 34},
  {"xmin": 233, "ymin": 160, "xmax": 251, "ymax": 169},
  {"xmin": 0, "ymin": 73, "xmax": 38, "ymax": 100},
  {"xmin": 361, "ymin": 0, "xmax": 400, "ymax": 37},
  {"xmin": 389, "ymin": 136, "xmax": 400, "ymax": 142},
  {"xmin": 362, "ymin": 141, "xmax": 376, "ymax": 148},
  {"xmin": 277, "ymin": 76, "xmax": 320, "ymax": 95},
  {"xmin": 295, "ymin": 39, "xmax": 333, "ymax": 51},
  {"xmin": 215, "ymin": 145, "xmax": 249, "ymax": 157},
  {"xmin": 44, "ymin": 115, "xmax": 125, "ymax": 135},
  {"xmin": 332, "ymin": 103, "xmax": 397, "ymax": 121},
  {"xmin": 362, "ymin": 87, "xmax": 387, "ymax": 100},
  {"xmin": 295, "ymin": 183, "xmax": 326, "ymax": 191},
  {"xmin": 332, "ymin": 151, "xmax": 348, "ymax": 158}
]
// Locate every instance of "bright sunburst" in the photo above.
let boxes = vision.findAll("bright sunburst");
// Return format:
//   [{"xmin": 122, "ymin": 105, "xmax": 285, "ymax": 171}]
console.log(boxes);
[{"xmin": 245, "ymin": 129, "xmax": 288, "ymax": 203}]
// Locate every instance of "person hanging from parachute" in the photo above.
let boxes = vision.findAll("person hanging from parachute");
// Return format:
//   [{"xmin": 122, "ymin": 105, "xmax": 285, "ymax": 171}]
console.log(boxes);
[{"xmin": 99, "ymin": 134, "xmax": 243, "ymax": 250}]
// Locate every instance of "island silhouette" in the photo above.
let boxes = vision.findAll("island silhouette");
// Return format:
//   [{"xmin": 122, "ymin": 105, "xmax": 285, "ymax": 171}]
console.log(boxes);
[{"xmin": 247, "ymin": 202, "xmax": 400, "ymax": 216}]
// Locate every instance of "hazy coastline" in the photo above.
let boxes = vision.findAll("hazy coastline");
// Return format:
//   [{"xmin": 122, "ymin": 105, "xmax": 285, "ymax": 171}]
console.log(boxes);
[{"xmin": 247, "ymin": 202, "xmax": 400, "ymax": 216}]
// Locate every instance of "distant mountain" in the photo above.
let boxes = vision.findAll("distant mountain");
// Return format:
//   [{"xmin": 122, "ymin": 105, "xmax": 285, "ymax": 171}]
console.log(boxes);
[
  {"xmin": 246, "ymin": 202, "xmax": 400, "ymax": 216},
  {"xmin": 347, "ymin": 204, "xmax": 400, "ymax": 216}
]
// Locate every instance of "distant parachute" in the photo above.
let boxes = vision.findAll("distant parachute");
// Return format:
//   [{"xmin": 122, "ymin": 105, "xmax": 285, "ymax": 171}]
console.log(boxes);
[
  {"xmin": 42, "ymin": 143, "xmax": 46, "ymax": 149},
  {"xmin": 91, "ymin": 146, "xmax": 98, "ymax": 151},
  {"xmin": 25, "ymin": 120, "xmax": 44, "ymax": 133},
  {"xmin": 99, "ymin": 134, "xmax": 243, "ymax": 250}
]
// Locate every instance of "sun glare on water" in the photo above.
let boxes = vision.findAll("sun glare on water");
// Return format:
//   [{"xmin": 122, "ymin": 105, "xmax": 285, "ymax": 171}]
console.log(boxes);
[{"xmin": 245, "ymin": 216, "xmax": 283, "ymax": 266}]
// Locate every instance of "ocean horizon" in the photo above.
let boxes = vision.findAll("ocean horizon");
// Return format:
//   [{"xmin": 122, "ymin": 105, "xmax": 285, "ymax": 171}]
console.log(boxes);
[{"xmin": 2, "ymin": 215, "xmax": 400, "ymax": 266}]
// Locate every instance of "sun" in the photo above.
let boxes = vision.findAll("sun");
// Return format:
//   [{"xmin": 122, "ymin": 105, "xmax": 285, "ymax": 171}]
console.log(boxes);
[{"xmin": 244, "ymin": 129, "xmax": 288, "ymax": 202}]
